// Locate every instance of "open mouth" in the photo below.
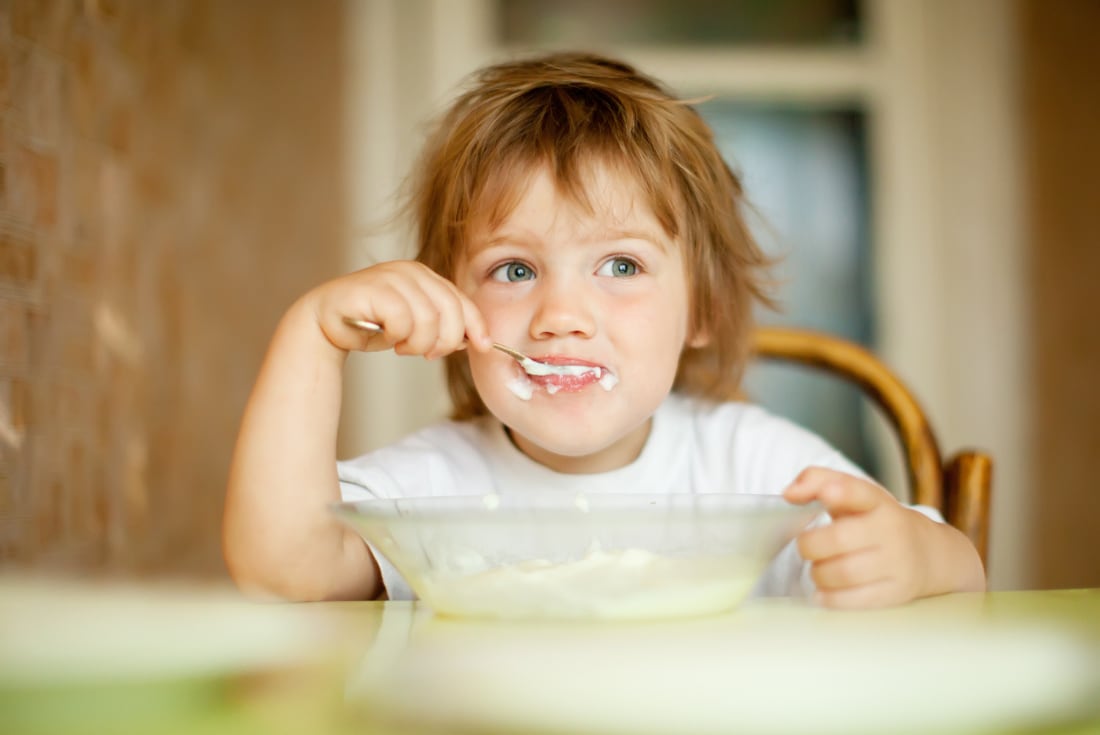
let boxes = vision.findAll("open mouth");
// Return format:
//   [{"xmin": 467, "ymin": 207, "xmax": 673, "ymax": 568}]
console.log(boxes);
[
  {"xmin": 506, "ymin": 356, "xmax": 619, "ymax": 399},
  {"xmin": 529, "ymin": 371, "xmax": 602, "ymax": 393}
]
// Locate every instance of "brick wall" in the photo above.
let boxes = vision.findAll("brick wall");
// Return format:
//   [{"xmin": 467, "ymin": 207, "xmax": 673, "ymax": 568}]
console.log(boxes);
[{"xmin": 0, "ymin": 0, "xmax": 345, "ymax": 577}]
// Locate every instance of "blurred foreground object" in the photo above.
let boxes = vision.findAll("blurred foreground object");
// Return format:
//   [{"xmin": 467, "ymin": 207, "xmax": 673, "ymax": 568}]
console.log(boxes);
[
  {"xmin": 350, "ymin": 591, "xmax": 1100, "ymax": 735},
  {"xmin": 0, "ymin": 578, "xmax": 356, "ymax": 735}
]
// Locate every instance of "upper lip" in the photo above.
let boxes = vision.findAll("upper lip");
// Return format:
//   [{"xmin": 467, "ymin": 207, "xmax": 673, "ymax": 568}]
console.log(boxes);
[{"xmin": 527, "ymin": 355, "xmax": 605, "ymax": 368}]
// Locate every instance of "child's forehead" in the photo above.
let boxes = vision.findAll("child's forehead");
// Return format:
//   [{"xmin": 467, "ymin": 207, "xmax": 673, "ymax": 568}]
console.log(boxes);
[{"xmin": 470, "ymin": 160, "xmax": 670, "ymax": 240}]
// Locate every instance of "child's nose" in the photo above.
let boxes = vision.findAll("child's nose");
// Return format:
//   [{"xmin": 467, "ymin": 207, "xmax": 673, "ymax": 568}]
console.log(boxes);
[{"xmin": 529, "ymin": 276, "xmax": 596, "ymax": 340}]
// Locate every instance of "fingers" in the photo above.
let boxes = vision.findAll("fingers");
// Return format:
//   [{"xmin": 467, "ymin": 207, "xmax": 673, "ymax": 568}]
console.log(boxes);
[
  {"xmin": 784, "ymin": 467, "xmax": 885, "ymax": 517},
  {"xmin": 399, "ymin": 280, "xmax": 491, "ymax": 357},
  {"xmin": 798, "ymin": 515, "xmax": 876, "ymax": 561},
  {"xmin": 808, "ymin": 547, "xmax": 888, "ymax": 591},
  {"xmin": 391, "ymin": 275, "xmax": 466, "ymax": 358},
  {"xmin": 458, "ymin": 292, "xmax": 493, "ymax": 352},
  {"xmin": 814, "ymin": 580, "xmax": 900, "ymax": 610},
  {"xmin": 804, "ymin": 528, "xmax": 905, "ymax": 609},
  {"xmin": 336, "ymin": 262, "xmax": 487, "ymax": 359},
  {"xmin": 381, "ymin": 282, "xmax": 443, "ymax": 356}
]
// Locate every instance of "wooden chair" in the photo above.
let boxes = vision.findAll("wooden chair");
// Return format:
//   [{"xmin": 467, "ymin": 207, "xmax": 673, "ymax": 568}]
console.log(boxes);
[{"xmin": 753, "ymin": 327, "xmax": 993, "ymax": 569}]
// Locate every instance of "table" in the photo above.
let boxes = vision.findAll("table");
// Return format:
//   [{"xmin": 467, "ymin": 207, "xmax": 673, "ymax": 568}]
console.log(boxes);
[{"xmin": 1, "ymin": 580, "xmax": 1098, "ymax": 735}]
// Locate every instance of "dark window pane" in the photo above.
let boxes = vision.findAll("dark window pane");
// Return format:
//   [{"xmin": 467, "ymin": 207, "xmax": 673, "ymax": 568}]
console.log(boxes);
[
  {"xmin": 497, "ymin": 0, "xmax": 862, "ymax": 47},
  {"xmin": 699, "ymin": 101, "xmax": 879, "ymax": 476}
]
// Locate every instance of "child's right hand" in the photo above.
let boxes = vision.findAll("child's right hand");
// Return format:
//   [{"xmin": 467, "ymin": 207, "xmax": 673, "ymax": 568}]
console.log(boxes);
[
  {"xmin": 303, "ymin": 261, "xmax": 493, "ymax": 359},
  {"xmin": 228, "ymin": 259, "xmax": 491, "ymax": 602}
]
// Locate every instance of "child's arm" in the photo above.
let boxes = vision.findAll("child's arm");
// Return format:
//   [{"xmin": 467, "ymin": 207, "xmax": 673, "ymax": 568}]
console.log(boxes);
[
  {"xmin": 223, "ymin": 262, "xmax": 491, "ymax": 601},
  {"xmin": 784, "ymin": 467, "xmax": 986, "ymax": 608}
]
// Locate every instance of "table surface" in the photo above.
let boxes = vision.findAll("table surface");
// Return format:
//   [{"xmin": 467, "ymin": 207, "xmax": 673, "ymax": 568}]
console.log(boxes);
[{"xmin": 1, "ymin": 581, "xmax": 1098, "ymax": 735}]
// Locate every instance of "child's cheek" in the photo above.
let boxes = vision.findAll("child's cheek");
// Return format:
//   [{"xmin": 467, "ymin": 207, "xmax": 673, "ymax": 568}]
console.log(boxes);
[{"xmin": 468, "ymin": 350, "xmax": 508, "ymax": 392}]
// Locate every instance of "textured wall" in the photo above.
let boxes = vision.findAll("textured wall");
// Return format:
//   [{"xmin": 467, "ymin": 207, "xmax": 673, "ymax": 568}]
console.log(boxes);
[{"xmin": 0, "ymin": 0, "xmax": 345, "ymax": 577}]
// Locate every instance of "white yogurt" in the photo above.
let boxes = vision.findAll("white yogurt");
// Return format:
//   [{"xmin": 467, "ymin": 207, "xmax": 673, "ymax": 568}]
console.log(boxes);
[
  {"xmin": 504, "ymin": 366, "xmax": 618, "ymax": 399},
  {"xmin": 417, "ymin": 549, "xmax": 761, "ymax": 621},
  {"xmin": 519, "ymin": 358, "xmax": 602, "ymax": 379},
  {"xmin": 505, "ymin": 375, "xmax": 535, "ymax": 401}
]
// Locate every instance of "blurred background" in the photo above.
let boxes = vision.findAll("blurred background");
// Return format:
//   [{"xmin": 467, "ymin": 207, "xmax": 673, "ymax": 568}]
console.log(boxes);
[{"xmin": 0, "ymin": 0, "xmax": 1096, "ymax": 592}]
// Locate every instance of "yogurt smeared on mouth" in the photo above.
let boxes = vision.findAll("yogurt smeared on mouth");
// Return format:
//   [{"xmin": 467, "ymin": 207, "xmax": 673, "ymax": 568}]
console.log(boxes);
[
  {"xmin": 505, "ymin": 357, "xmax": 617, "ymax": 400},
  {"xmin": 505, "ymin": 375, "xmax": 535, "ymax": 401},
  {"xmin": 598, "ymin": 371, "xmax": 619, "ymax": 392},
  {"xmin": 518, "ymin": 358, "xmax": 600, "ymax": 379}
]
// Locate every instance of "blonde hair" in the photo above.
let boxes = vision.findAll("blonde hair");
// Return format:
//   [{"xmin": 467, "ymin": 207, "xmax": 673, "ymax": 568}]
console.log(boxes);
[{"xmin": 407, "ymin": 52, "xmax": 775, "ymax": 419}]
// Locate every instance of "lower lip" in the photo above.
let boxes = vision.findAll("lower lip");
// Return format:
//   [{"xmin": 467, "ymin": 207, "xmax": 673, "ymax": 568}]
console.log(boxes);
[{"xmin": 528, "ymin": 374, "xmax": 601, "ymax": 393}]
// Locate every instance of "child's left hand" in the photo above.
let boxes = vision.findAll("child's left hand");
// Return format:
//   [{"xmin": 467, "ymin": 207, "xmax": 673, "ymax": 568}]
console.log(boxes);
[{"xmin": 784, "ymin": 467, "xmax": 985, "ymax": 609}]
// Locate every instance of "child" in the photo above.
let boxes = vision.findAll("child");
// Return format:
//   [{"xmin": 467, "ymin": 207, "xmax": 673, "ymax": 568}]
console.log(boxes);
[{"xmin": 223, "ymin": 52, "xmax": 985, "ymax": 609}]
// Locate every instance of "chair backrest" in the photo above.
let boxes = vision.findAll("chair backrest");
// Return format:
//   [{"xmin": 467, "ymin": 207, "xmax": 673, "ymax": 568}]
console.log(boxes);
[{"xmin": 753, "ymin": 327, "xmax": 992, "ymax": 568}]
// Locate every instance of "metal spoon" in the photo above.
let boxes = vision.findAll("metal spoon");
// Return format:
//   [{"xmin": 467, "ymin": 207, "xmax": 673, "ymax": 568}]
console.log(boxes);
[{"xmin": 341, "ymin": 316, "xmax": 596, "ymax": 377}]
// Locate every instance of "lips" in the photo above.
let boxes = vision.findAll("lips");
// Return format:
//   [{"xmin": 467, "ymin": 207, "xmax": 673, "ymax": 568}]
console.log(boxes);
[
  {"xmin": 524, "ymin": 356, "xmax": 607, "ymax": 393},
  {"xmin": 529, "ymin": 372, "xmax": 601, "ymax": 392},
  {"xmin": 529, "ymin": 355, "xmax": 603, "ymax": 369}
]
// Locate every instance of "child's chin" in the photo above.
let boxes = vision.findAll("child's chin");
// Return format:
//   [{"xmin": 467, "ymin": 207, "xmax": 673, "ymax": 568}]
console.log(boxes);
[
  {"xmin": 509, "ymin": 422, "xmax": 621, "ymax": 460},
  {"xmin": 531, "ymin": 435, "xmax": 603, "ymax": 458}
]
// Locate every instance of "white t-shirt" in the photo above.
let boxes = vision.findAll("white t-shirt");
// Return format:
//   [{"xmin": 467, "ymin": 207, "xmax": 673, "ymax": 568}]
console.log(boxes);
[{"xmin": 338, "ymin": 393, "xmax": 940, "ymax": 601}]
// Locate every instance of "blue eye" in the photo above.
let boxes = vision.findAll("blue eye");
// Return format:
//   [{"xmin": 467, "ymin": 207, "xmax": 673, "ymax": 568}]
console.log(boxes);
[
  {"xmin": 598, "ymin": 257, "xmax": 639, "ymax": 277},
  {"xmin": 490, "ymin": 261, "xmax": 535, "ymax": 282}
]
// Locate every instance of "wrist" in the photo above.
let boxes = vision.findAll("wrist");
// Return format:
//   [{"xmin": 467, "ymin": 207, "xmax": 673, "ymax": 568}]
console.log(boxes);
[
  {"xmin": 919, "ymin": 513, "xmax": 987, "ymax": 597},
  {"xmin": 280, "ymin": 294, "xmax": 349, "ymax": 368}
]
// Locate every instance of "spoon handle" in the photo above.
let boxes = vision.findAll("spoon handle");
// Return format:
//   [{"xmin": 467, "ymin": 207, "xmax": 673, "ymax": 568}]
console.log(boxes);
[{"xmin": 343, "ymin": 316, "xmax": 382, "ymax": 333}]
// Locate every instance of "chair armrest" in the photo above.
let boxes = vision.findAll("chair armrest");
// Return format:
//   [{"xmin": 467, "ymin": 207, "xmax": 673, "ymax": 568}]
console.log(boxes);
[{"xmin": 943, "ymin": 450, "xmax": 993, "ymax": 570}]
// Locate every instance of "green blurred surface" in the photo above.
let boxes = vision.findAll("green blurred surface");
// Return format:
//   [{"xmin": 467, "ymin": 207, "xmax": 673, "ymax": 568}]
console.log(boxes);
[{"xmin": 1, "ymin": 582, "xmax": 1098, "ymax": 735}]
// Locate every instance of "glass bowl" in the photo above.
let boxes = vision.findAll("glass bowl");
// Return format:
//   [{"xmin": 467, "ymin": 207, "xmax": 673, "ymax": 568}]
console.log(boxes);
[{"xmin": 332, "ymin": 493, "xmax": 821, "ymax": 621}]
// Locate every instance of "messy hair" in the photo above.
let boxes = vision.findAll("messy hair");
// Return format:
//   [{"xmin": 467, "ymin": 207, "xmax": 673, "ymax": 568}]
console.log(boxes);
[{"xmin": 407, "ymin": 52, "xmax": 776, "ymax": 420}]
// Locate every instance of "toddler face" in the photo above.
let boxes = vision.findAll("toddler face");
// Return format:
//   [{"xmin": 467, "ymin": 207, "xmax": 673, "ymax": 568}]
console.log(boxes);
[{"xmin": 455, "ymin": 165, "xmax": 695, "ymax": 473}]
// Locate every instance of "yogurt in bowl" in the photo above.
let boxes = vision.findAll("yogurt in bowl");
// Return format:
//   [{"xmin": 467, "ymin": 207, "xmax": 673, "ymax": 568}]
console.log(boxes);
[{"xmin": 333, "ymin": 493, "xmax": 821, "ymax": 621}]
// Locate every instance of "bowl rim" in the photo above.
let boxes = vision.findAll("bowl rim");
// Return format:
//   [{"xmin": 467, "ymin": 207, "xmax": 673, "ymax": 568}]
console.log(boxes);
[{"xmin": 331, "ymin": 493, "xmax": 823, "ymax": 525}]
